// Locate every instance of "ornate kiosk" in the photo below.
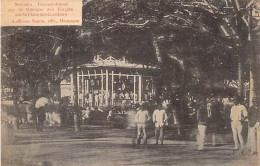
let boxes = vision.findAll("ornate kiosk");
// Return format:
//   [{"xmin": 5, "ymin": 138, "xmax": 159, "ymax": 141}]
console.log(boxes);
[{"xmin": 60, "ymin": 55, "xmax": 160, "ymax": 107}]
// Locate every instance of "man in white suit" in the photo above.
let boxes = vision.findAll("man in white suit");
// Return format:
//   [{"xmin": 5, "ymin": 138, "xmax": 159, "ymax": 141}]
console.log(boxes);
[
  {"xmin": 135, "ymin": 104, "xmax": 151, "ymax": 144},
  {"xmin": 153, "ymin": 104, "xmax": 168, "ymax": 145}
]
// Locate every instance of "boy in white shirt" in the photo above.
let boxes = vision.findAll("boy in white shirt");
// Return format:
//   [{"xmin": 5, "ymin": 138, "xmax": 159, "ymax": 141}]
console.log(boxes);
[
  {"xmin": 135, "ymin": 104, "xmax": 151, "ymax": 144},
  {"xmin": 230, "ymin": 97, "xmax": 248, "ymax": 150},
  {"xmin": 153, "ymin": 104, "xmax": 168, "ymax": 145}
]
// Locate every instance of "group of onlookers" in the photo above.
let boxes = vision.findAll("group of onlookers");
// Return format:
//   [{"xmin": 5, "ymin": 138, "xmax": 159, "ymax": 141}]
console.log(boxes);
[
  {"xmin": 84, "ymin": 91, "xmax": 138, "ymax": 107},
  {"xmin": 84, "ymin": 91, "xmax": 106, "ymax": 107},
  {"xmin": 133, "ymin": 96, "xmax": 259, "ymax": 156},
  {"xmin": 197, "ymin": 96, "xmax": 259, "ymax": 155}
]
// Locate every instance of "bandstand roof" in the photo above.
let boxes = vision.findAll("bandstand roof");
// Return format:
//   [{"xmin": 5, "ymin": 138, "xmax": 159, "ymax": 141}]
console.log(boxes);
[{"xmin": 79, "ymin": 55, "xmax": 159, "ymax": 70}]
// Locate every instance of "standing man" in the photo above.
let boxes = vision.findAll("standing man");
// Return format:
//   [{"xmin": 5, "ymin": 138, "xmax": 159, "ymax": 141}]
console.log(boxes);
[
  {"xmin": 135, "ymin": 104, "xmax": 151, "ymax": 144},
  {"xmin": 208, "ymin": 98, "xmax": 223, "ymax": 146},
  {"xmin": 88, "ymin": 92, "xmax": 93, "ymax": 107},
  {"xmin": 206, "ymin": 98, "xmax": 212, "ymax": 118},
  {"xmin": 230, "ymin": 97, "xmax": 248, "ymax": 150},
  {"xmin": 153, "ymin": 104, "xmax": 168, "ymax": 145},
  {"xmin": 98, "ymin": 91, "xmax": 103, "ymax": 106},
  {"xmin": 248, "ymin": 97, "xmax": 260, "ymax": 155},
  {"xmin": 35, "ymin": 97, "xmax": 49, "ymax": 132},
  {"xmin": 107, "ymin": 107, "xmax": 115, "ymax": 127},
  {"xmin": 125, "ymin": 91, "xmax": 130, "ymax": 100},
  {"xmin": 94, "ymin": 92, "xmax": 99, "ymax": 106},
  {"xmin": 197, "ymin": 99, "xmax": 208, "ymax": 151}
]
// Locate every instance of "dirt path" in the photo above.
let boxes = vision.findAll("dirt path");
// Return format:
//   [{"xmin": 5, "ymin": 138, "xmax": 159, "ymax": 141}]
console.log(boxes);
[{"xmin": 2, "ymin": 125, "xmax": 259, "ymax": 166}]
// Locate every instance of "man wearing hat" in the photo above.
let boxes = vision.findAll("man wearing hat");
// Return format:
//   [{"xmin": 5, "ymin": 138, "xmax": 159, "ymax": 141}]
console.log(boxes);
[
  {"xmin": 248, "ymin": 97, "xmax": 260, "ymax": 155},
  {"xmin": 152, "ymin": 104, "xmax": 168, "ymax": 145},
  {"xmin": 230, "ymin": 96, "xmax": 248, "ymax": 150},
  {"xmin": 35, "ymin": 97, "xmax": 49, "ymax": 132},
  {"xmin": 197, "ymin": 98, "xmax": 209, "ymax": 151},
  {"xmin": 135, "ymin": 104, "xmax": 151, "ymax": 144}
]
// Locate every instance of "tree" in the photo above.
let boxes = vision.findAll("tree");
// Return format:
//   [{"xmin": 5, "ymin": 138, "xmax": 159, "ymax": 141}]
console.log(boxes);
[
  {"xmin": 80, "ymin": 0, "xmax": 260, "ymax": 133},
  {"xmin": 82, "ymin": 0, "xmax": 259, "ymax": 96},
  {"xmin": 2, "ymin": 0, "xmax": 259, "ymax": 131},
  {"xmin": 1, "ymin": 26, "xmax": 83, "ymax": 132},
  {"xmin": 79, "ymin": 0, "xmax": 242, "ymax": 134}
]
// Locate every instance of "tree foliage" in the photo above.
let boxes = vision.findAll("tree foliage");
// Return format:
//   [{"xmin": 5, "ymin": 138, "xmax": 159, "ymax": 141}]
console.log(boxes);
[{"xmin": 81, "ymin": 0, "xmax": 258, "ymax": 87}]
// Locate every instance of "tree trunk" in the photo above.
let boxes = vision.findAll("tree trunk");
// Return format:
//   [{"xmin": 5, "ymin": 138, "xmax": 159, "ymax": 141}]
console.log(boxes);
[
  {"xmin": 237, "ymin": 59, "xmax": 243, "ymax": 97},
  {"xmin": 237, "ymin": 45, "xmax": 244, "ymax": 97},
  {"xmin": 249, "ymin": 67, "xmax": 256, "ymax": 106},
  {"xmin": 248, "ymin": 7, "xmax": 259, "ymax": 106},
  {"xmin": 72, "ymin": 47, "xmax": 80, "ymax": 132},
  {"xmin": 152, "ymin": 34, "xmax": 185, "ymax": 135},
  {"xmin": 13, "ymin": 99, "xmax": 20, "ymax": 130},
  {"xmin": 172, "ymin": 108, "xmax": 181, "ymax": 135},
  {"xmin": 12, "ymin": 82, "xmax": 20, "ymax": 130},
  {"xmin": 237, "ymin": 46, "xmax": 245, "ymax": 97},
  {"xmin": 249, "ymin": 41, "xmax": 260, "ymax": 106},
  {"xmin": 152, "ymin": 35, "xmax": 162, "ymax": 63},
  {"xmin": 248, "ymin": 8, "xmax": 255, "ymax": 106}
]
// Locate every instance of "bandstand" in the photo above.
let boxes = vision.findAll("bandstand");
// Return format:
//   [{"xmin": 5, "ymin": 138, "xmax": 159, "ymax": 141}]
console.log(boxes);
[{"xmin": 60, "ymin": 55, "xmax": 160, "ymax": 107}]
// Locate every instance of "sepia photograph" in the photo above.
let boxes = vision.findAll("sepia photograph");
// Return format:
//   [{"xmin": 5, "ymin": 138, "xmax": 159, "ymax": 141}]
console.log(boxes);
[{"xmin": 1, "ymin": 0, "xmax": 260, "ymax": 165}]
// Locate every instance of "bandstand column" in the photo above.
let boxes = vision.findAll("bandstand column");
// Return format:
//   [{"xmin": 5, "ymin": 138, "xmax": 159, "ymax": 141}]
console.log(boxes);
[
  {"xmin": 152, "ymin": 78, "xmax": 155, "ymax": 100},
  {"xmin": 77, "ymin": 71, "xmax": 80, "ymax": 105},
  {"xmin": 87, "ymin": 70, "xmax": 90, "ymax": 93},
  {"xmin": 111, "ymin": 70, "xmax": 114, "ymax": 105},
  {"xmin": 70, "ymin": 74, "xmax": 74, "ymax": 103},
  {"xmin": 139, "ymin": 75, "xmax": 142, "ymax": 103},
  {"xmin": 105, "ymin": 69, "xmax": 109, "ymax": 105},
  {"xmin": 101, "ymin": 69, "xmax": 104, "ymax": 92},
  {"xmin": 84, "ymin": 80, "xmax": 87, "ymax": 106},
  {"xmin": 134, "ymin": 76, "xmax": 136, "ymax": 104},
  {"xmin": 82, "ymin": 72, "xmax": 85, "ymax": 107},
  {"xmin": 86, "ymin": 80, "xmax": 89, "ymax": 93},
  {"xmin": 101, "ymin": 70, "xmax": 104, "ymax": 106}
]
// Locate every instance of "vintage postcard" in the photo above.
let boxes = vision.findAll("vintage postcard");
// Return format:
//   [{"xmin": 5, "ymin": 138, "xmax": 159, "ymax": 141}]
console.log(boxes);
[{"xmin": 1, "ymin": 0, "xmax": 260, "ymax": 166}]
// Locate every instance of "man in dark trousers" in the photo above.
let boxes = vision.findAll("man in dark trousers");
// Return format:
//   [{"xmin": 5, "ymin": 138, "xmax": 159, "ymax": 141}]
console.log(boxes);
[
  {"xmin": 197, "ymin": 99, "xmax": 208, "ymax": 151},
  {"xmin": 35, "ymin": 97, "xmax": 49, "ymax": 132},
  {"xmin": 35, "ymin": 105, "xmax": 47, "ymax": 132},
  {"xmin": 248, "ymin": 97, "xmax": 260, "ymax": 155},
  {"xmin": 208, "ymin": 98, "xmax": 223, "ymax": 146}
]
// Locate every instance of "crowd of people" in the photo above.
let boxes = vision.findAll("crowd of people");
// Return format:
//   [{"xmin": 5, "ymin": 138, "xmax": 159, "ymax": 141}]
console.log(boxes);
[
  {"xmin": 196, "ymin": 96, "xmax": 259, "ymax": 155},
  {"xmin": 133, "ymin": 96, "xmax": 260, "ymax": 156},
  {"xmin": 83, "ymin": 90, "xmax": 138, "ymax": 107},
  {"xmin": 8, "ymin": 92, "xmax": 258, "ymax": 156}
]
